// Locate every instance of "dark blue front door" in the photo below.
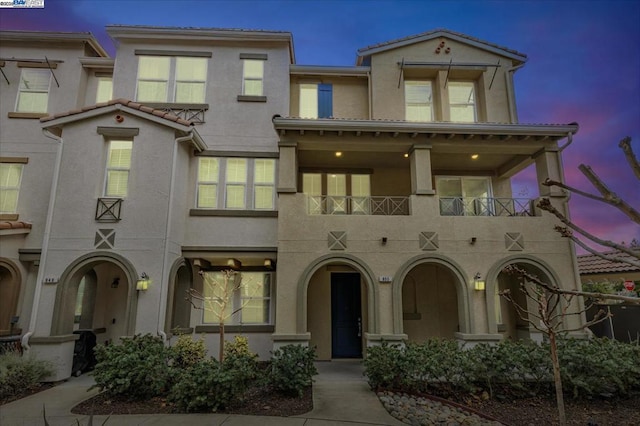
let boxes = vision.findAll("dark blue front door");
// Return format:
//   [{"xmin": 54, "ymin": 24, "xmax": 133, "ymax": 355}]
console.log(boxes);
[{"xmin": 331, "ymin": 273, "xmax": 362, "ymax": 358}]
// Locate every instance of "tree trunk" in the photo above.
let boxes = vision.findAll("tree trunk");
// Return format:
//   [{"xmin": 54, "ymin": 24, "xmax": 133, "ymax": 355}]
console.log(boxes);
[
  {"xmin": 549, "ymin": 331, "xmax": 566, "ymax": 425},
  {"xmin": 219, "ymin": 321, "xmax": 225, "ymax": 363}
]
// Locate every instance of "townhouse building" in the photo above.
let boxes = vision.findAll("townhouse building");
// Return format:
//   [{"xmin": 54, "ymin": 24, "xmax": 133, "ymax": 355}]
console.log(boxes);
[{"xmin": 0, "ymin": 27, "xmax": 584, "ymax": 380}]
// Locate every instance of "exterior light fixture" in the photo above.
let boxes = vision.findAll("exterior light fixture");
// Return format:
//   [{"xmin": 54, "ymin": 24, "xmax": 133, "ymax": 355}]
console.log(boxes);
[
  {"xmin": 136, "ymin": 273, "xmax": 150, "ymax": 291},
  {"xmin": 111, "ymin": 277, "xmax": 120, "ymax": 289},
  {"xmin": 264, "ymin": 258, "xmax": 275, "ymax": 269},
  {"xmin": 404, "ymin": 153, "xmax": 409, "ymax": 158},
  {"xmin": 335, "ymin": 151, "xmax": 342, "ymax": 157},
  {"xmin": 471, "ymin": 154, "xmax": 479, "ymax": 160},
  {"xmin": 474, "ymin": 273, "xmax": 485, "ymax": 291},
  {"xmin": 227, "ymin": 258, "xmax": 241, "ymax": 269}
]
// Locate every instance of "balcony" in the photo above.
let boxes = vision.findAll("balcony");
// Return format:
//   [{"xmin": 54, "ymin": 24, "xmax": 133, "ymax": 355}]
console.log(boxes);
[
  {"xmin": 143, "ymin": 103, "xmax": 209, "ymax": 124},
  {"xmin": 306, "ymin": 195, "xmax": 410, "ymax": 216},
  {"xmin": 439, "ymin": 197, "xmax": 534, "ymax": 217}
]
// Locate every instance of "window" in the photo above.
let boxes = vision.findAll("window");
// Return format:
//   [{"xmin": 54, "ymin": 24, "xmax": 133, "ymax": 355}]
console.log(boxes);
[
  {"xmin": 196, "ymin": 157, "xmax": 276, "ymax": 210},
  {"xmin": 16, "ymin": 69, "xmax": 51, "ymax": 113},
  {"xmin": 96, "ymin": 76, "xmax": 113, "ymax": 103},
  {"xmin": 136, "ymin": 56, "xmax": 207, "ymax": 103},
  {"xmin": 242, "ymin": 59, "xmax": 264, "ymax": 96},
  {"xmin": 405, "ymin": 81, "xmax": 433, "ymax": 122},
  {"xmin": 448, "ymin": 82, "xmax": 476, "ymax": 122},
  {"xmin": 104, "ymin": 140, "xmax": 133, "ymax": 197},
  {"xmin": 0, "ymin": 163, "xmax": 24, "ymax": 213},
  {"xmin": 202, "ymin": 271, "xmax": 271, "ymax": 324},
  {"xmin": 302, "ymin": 172, "xmax": 370, "ymax": 214},
  {"xmin": 299, "ymin": 83, "xmax": 332, "ymax": 118},
  {"xmin": 436, "ymin": 176, "xmax": 491, "ymax": 216}
]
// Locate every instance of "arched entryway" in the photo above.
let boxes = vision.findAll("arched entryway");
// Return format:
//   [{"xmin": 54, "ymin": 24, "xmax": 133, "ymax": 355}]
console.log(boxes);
[
  {"xmin": 488, "ymin": 256, "xmax": 561, "ymax": 342},
  {"xmin": 300, "ymin": 254, "xmax": 378, "ymax": 361},
  {"xmin": 165, "ymin": 259, "xmax": 193, "ymax": 333},
  {"xmin": 0, "ymin": 259, "xmax": 21, "ymax": 336},
  {"xmin": 52, "ymin": 252, "xmax": 138, "ymax": 344}
]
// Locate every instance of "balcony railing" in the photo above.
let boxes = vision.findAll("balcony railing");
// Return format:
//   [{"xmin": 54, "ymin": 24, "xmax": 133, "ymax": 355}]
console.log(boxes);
[
  {"xmin": 439, "ymin": 197, "xmax": 534, "ymax": 217},
  {"xmin": 144, "ymin": 103, "xmax": 208, "ymax": 124},
  {"xmin": 306, "ymin": 195, "xmax": 410, "ymax": 215},
  {"xmin": 96, "ymin": 197, "xmax": 123, "ymax": 222}
]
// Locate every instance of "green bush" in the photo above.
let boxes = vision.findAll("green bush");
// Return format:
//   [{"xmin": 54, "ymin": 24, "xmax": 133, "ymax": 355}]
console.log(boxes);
[
  {"xmin": 92, "ymin": 334, "xmax": 172, "ymax": 399},
  {"xmin": 169, "ymin": 334, "xmax": 207, "ymax": 369},
  {"xmin": 223, "ymin": 336, "xmax": 259, "ymax": 388},
  {"xmin": 362, "ymin": 342, "xmax": 404, "ymax": 390},
  {"xmin": 269, "ymin": 344, "xmax": 318, "ymax": 397},
  {"xmin": 0, "ymin": 353, "xmax": 52, "ymax": 400},
  {"xmin": 168, "ymin": 358, "xmax": 241, "ymax": 412}
]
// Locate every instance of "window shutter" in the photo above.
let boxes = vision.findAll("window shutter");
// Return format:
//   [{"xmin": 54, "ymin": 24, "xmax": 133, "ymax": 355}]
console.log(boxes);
[{"xmin": 318, "ymin": 84, "xmax": 333, "ymax": 118}]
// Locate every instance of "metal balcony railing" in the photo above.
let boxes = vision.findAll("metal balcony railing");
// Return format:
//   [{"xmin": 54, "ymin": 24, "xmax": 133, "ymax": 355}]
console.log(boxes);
[
  {"xmin": 144, "ymin": 103, "xmax": 208, "ymax": 124},
  {"xmin": 306, "ymin": 195, "xmax": 410, "ymax": 215},
  {"xmin": 95, "ymin": 197, "xmax": 123, "ymax": 222},
  {"xmin": 439, "ymin": 197, "xmax": 534, "ymax": 217}
]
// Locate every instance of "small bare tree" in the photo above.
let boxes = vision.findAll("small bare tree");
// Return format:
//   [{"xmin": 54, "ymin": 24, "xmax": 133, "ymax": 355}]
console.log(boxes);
[{"xmin": 187, "ymin": 269, "xmax": 254, "ymax": 362}]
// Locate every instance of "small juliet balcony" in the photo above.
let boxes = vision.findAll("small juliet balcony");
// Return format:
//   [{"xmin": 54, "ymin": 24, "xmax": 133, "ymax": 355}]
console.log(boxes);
[
  {"xmin": 143, "ymin": 103, "xmax": 209, "ymax": 124},
  {"xmin": 306, "ymin": 195, "xmax": 410, "ymax": 216},
  {"xmin": 439, "ymin": 197, "xmax": 535, "ymax": 217}
]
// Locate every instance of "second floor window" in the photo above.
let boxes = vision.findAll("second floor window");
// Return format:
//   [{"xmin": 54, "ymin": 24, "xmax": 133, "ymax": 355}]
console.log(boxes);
[
  {"xmin": 104, "ymin": 140, "xmax": 133, "ymax": 197},
  {"xmin": 16, "ymin": 69, "xmax": 51, "ymax": 113},
  {"xmin": 299, "ymin": 83, "xmax": 332, "ymax": 118},
  {"xmin": 242, "ymin": 59, "xmax": 264, "ymax": 96},
  {"xmin": 197, "ymin": 157, "xmax": 276, "ymax": 210},
  {"xmin": 136, "ymin": 56, "xmax": 207, "ymax": 103},
  {"xmin": 96, "ymin": 76, "xmax": 113, "ymax": 103},
  {"xmin": 405, "ymin": 81, "xmax": 433, "ymax": 122},
  {"xmin": 0, "ymin": 163, "xmax": 24, "ymax": 214},
  {"xmin": 436, "ymin": 176, "xmax": 491, "ymax": 216},
  {"xmin": 303, "ymin": 172, "xmax": 370, "ymax": 214},
  {"xmin": 448, "ymin": 82, "xmax": 476, "ymax": 122}
]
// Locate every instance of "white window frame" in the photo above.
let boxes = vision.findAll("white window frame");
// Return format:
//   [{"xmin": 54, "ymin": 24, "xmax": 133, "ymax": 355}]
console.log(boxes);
[
  {"xmin": 201, "ymin": 271, "xmax": 272, "ymax": 325},
  {"xmin": 242, "ymin": 59, "xmax": 264, "ymax": 96},
  {"xmin": 197, "ymin": 157, "xmax": 276, "ymax": 210},
  {"xmin": 404, "ymin": 80, "xmax": 434, "ymax": 122},
  {"xmin": 196, "ymin": 158, "xmax": 219, "ymax": 208},
  {"xmin": 448, "ymin": 81, "xmax": 477, "ymax": 123},
  {"xmin": 95, "ymin": 76, "xmax": 113, "ymax": 103},
  {"xmin": 0, "ymin": 163, "xmax": 24, "ymax": 214},
  {"xmin": 15, "ymin": 68, "xmax": 51, "ymax": 113},
  {"xmin": 225, "ymin": 158, "xmax": 247, "ymax": 209},
  {"xmin": 253, "ymin": 159, "xmax": 275, "ymax": 210},
  {"xmin": 136, "ymin": 56, "xmax": 207, "ymax": 103},
  {"xmin": 104, "ymin": 140, "xmax": 133, "ymax": 198}
]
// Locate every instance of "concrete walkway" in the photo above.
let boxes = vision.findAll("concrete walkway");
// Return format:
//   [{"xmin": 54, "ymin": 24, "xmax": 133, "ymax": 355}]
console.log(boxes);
[{"xmin": 0, "ymin": 360, "xmax": 404, "ymax": 426}]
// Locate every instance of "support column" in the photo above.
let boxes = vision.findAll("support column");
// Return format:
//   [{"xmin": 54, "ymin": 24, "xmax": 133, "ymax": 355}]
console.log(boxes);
[
  {"xmin": 534, "ymin": 148, "xmax": 565, "ymax": 197},
  {"xmin": 410, "ymin": 144, "xmax": 435, "ymax": 195},
  {"xmin": 277, "ymin": 141, "xmax": 298, "ymax": 193}
]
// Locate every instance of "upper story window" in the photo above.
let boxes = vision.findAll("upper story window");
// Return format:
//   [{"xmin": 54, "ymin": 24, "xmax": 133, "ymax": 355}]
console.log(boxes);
[
  {"xmin": 16, "ymin": 69, "xmax": 51, "ymax": 113},
  {"xmin": 405, "ymin": 81, "xmax": 433, "ymax": 122},
  {"xmin": 448, "ymin": 82, "xmax": 476, "ymax": 122},
  {"xmin": 300, "ymin": 83, "xmax": 332, "ymax": 118},
  {"xmin": 104, "ymin": 140, "xmax": 133, "ymax": 198},
  {"xmin": 242, "ymin": 59, "xmax": 264, "ymax": 96},
  {"xmin": 136, "ymin": 56, "xmax": 207, "ymax": 103},
  {"xmin": 96, "ymin": 76, "xmax": 113, "ymax": 103},
  {"xmin": 197, "ymin": 157, "xmax": 276, "ymax": 210},
  {"xmin": 0, "ymin": 162, "xmax": 24, "ymax": 214},
  {"xmin": 436, "ymin": 176, "xmax": 491, "ymax": 216},
  {"xmin": 302, "ymin": 172, "xmax": 370, "ymax": 214}
]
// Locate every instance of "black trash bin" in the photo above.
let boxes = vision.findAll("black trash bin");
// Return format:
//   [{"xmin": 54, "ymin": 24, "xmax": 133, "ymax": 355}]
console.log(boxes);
[{"xmin": 72, "ymin": 329, "xmax": 97, "ymax": 377}]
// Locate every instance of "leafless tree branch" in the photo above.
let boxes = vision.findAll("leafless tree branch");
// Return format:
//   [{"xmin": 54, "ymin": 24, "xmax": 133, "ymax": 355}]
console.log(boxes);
[{"xmin": 619, "ymin": 136, "xmax": 640, "ymax": 181}]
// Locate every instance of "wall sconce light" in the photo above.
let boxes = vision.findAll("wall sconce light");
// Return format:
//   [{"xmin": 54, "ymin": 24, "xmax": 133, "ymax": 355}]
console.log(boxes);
[
  {"xmin": 381, "ymin": 237, "xmax": 388, "ymax": 245},
  {"xmin": 470, "ymin": 237, "xmax": 477, "ymax": 245},
  {"xmin": 111, "ymin": 277, "xmax": 120, "ymax": 289},
  {"xmin": 474, "ymin": 273, "xmax": 485, "ymax": 291},
  {"xmin": 136, "ymin": 272, "xmax": 150, "ymax": 291},
  {"xmin": 227, "ymin": 258, "xmax": 241, "ymax": 270},
  {"xmin": 264, "ymin": 258, "xmax": 275, "ymax": 269}
]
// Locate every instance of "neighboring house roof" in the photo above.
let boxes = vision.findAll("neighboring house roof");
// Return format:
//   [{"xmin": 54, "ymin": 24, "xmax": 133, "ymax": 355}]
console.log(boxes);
[
  {"xmin": 0, "ymin": 30, "xmax": 109, "ymax": 58},
  {"xmin": 577, "ymin": 251, "xmax": 640, "ymax": 275},
  {"xmin": 40, "ymin": 99, "xmax": 206, "ymax": 151},
  {"xmin": 356, "ymin": 28, "xmax": 527, "ymax": 66}
]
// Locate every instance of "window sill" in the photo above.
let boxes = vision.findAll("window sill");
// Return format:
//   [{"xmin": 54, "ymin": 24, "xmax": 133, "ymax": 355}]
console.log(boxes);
[
  {"xmin": 8, "ymin": 112, "xmax": 48, "ymax": 119},
  {"xmin": 237, "ymin": 95, "xmax": 267, "ymax": 103},
  {"xmin": 195, "ymin": 324, "xmax": 274, "ymax": 333},
  {"xmin": 190, "ymin": 209, "xmax": 277, "ymax": 217},
  {"xmin": 0, "ymin": 214, "xmax": 19, "ymax": 221}
]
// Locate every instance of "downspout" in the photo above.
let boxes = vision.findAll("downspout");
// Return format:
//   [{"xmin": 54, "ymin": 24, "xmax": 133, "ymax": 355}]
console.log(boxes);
[
  {"xmin": 505, "ymin": 63, "xmax": 525, "ymax": 123},
  {"xmin": 367, "ymin": 69, "xmax": 372, "ymax": 120},
  {"xmin": 156, "ymin": 130, "xmax": 195, "ymax": 342},
  {"xmin": 22, "ymin": 128, "xmax": 63, "ymax": 350}
]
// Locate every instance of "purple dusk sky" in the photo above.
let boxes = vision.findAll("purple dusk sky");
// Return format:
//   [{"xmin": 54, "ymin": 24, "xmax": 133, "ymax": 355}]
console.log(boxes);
[{"xmin": 1, "ymin": 0, "xmax": 638, "ymax": 251}]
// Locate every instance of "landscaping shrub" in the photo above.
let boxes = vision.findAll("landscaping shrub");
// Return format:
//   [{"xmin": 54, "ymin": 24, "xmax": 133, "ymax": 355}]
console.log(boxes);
[
  {"xmin": 269, "ymin": 344, "xmax": 318, "ymax": 396},
  {"xmin": 363, "ymin": 341, "xmax": 404, "ymax": 390},
  {"xmin": 92, "ymin": 334, "xmax": 172, "ymax": 399},
  {"xmin": 223, "ymin": 336, "xmax": 259, "ymax": 389},
  {"xmin": 168, "ymin": 334, "xmax": 206, "ymax": 369},
  {"xmin": 0, "ymin": 353, "xmax": 52, "ymax": 400}
]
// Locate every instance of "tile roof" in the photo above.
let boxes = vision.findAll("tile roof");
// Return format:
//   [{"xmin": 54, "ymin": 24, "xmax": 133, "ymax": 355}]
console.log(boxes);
[
  {"xmin": 357, "ymin": 28, "xmax": 527, "ymax": 59},
  {"xmin": 577, "ymin": 251, "xmax": 640, "ymax": 275},
  {"xmin": 40, "ymin": 98, "xmax": 194, "ymax": 127},
  {"xmin": 0, "ymin": 221, "xmax": 32, "ymax": 230}
]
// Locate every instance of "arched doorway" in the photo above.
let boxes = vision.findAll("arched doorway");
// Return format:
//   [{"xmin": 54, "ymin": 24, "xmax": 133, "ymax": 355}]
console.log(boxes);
[
  {"xmin": 52, "ymin": 252, "xmax": 138, "ymax": 344},
  {"xmin": 166, "ymin": 259, "xmax": 193, "ymax": 333},
  {"xmin": 401, "ymin": 263, "xmax": 460, "ymax": 341},
  {"xmin": 0, "ymin": 260, "xmax": 21, "ymax": 336}
]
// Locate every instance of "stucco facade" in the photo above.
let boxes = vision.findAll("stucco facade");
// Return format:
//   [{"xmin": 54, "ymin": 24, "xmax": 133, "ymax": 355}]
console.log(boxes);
[{"xmin": 0, "ymin": 27, "xmax": 585, "ymax": 379}]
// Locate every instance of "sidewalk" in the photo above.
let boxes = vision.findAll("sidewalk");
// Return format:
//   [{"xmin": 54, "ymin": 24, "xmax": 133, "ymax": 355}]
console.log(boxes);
[{"xmin": 0, "ymin": 360, "xmax": 404, "ymax": 426}]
